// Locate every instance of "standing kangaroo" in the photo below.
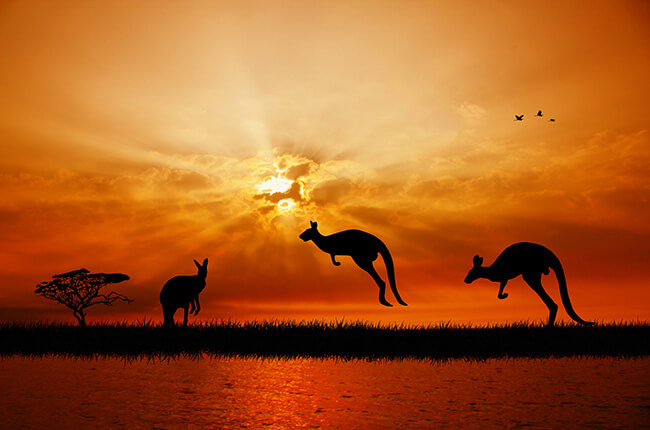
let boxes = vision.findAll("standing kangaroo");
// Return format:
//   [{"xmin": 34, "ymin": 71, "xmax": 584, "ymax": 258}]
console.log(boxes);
[
  {"xmin": 160, "ymin": 258, "xmax": 208, "ymax": 327},
  {"xmin": 464, "ymin": 242, "xmax": 593, "ymax": 326},
  {"xmin": 299, "ymin": 221, "xmax": 407, "ymax": 307}
]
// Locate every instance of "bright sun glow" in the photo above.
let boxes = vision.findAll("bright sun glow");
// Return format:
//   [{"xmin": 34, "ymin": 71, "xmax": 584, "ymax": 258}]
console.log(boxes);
[
  {"xmin": 256, "ymin": 176, "xmax": 292, "ymax": 194},
  {"xmin": 277, "ymin": 198, "xmax": 296, "ymax": 211}
]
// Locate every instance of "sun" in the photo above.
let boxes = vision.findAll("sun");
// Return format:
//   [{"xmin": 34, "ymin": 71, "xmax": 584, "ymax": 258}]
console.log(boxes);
[
  {"xmin": 253, "ymin": 155, "xmax": 323, "ymax": 213},
  {"xmin": 277, "ymin": 198, "xmax": 296, "ymax": 211},
  {"xmin": 256, "ymin": 176, "xmax": 292, "ymax": 194},
  {"xmin": 255, "ymin": 175, "xmax": 298, "ymax": 212}
]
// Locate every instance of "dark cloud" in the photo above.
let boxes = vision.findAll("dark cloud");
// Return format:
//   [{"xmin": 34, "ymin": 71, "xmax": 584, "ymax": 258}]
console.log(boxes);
[
  {"xmin": 258, "ymin": 205, "xmax": 275, "ymax": 215},
  {"xmin": 285, "ymin": 162, "xmax": 314, "ymax": 180}
]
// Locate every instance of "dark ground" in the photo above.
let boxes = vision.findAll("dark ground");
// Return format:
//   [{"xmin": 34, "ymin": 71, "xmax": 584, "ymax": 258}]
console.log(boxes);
[{"xmin": 1, "ymin": 320, "xmax": 647, "ymax": 360}]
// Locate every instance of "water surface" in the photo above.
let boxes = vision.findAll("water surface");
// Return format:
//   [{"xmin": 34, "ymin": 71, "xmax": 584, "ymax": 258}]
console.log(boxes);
[{"xmin": 0, "ymin": 357, "xmax": 647, "ymax": 429}]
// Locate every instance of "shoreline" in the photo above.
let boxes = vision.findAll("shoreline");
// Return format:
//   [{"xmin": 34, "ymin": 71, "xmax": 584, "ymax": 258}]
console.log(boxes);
[{"xmin": 1, "ymin": 320, "xmax": 648, "ymax": 359}]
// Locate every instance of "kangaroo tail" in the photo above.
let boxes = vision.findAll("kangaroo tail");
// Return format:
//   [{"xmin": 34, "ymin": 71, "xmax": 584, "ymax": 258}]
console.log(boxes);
[
  {"xmin": 551, "ymin": 255, "xmax": 593, "ymax": 326},
  {"xmin": 378, "ymin": 240, "xmax": 407, "ymax": 306}
]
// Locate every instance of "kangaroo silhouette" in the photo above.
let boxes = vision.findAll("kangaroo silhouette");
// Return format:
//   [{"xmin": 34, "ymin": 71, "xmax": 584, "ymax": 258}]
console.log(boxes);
[
  {"xmin": 160, "ymin": 258, "xmax": 207, "ymax": 327},
  {"xmin": 464, "ymin": 242, "xmax": 593, "ymax": 326},
  {"xmin": 299, "ymin": 221, "xmax": 407, "ymax": 307}
]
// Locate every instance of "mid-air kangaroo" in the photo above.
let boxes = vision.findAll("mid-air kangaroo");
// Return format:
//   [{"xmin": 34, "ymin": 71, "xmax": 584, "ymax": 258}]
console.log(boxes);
[
  {"xmin": 464, "ymin": 242, "xmax": 593, "ymax": 326},
  {"xmin": 299, "ymin": 221, "xmax": 407, "ymax": 307},
  {"xmin": 160, "ymin": 258, "xmax": 208, "ymax": 327}
]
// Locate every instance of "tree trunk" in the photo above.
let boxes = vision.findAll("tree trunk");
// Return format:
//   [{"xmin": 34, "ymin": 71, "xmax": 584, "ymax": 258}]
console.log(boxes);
[{"xmin": 73, "ymin": 310, "xmax": 86, "ymax": 327}]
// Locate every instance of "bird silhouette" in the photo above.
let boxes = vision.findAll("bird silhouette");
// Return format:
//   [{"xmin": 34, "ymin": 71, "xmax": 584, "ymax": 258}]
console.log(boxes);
[
  {"xmin": 514, "ymin": 114, "xmax": 524, "ymax": 121},
  {"xmin": 536, "ymin": 110, "xmax": 543, "ymax": 117},
  {"xmin": 549, "ymin": 118, "xmax": 556, "ymax": 122}
]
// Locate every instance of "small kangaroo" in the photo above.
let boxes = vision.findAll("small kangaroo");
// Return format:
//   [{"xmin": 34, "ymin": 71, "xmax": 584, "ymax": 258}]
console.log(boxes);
[
  {"xmin": 160, "ymin": 258, "xmax": 208, "ymax": 327},
  {"xmin": 299, "ymin": 221, "xmax": 407, "ymax": 307},
  {"xmin": 464, "ymin": 242, "xmax": 593, "ymax": 326}
]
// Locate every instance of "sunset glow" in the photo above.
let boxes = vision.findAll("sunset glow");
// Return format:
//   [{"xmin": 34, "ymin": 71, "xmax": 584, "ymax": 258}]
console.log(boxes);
[{"xmin": 0, "ymin": 1, "xmax": 648, "ymax": 325}]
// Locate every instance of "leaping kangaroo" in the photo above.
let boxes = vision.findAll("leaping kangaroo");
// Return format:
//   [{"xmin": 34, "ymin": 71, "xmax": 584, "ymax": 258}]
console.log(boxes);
[
  {"xmin": 160, "ymin": 258, "xmax": 208, "ymax": 327},
  {"xmin": 464, "ymin": 242, "xmax": 593, "ymax": 326},
  {"xmin": 299, "ymin": 221, "xmax": 407, "ymax": 307}
]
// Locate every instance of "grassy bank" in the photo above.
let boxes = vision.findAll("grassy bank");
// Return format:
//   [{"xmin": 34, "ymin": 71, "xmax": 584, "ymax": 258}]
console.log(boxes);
[{"xmin": 1, "ymin": 320, "xmax": 648, "ymax": 360}]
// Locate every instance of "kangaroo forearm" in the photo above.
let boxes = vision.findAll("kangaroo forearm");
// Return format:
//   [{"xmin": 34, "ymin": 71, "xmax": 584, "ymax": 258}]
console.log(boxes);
[{"xmin": 498, "ymin": 281, "xmax": 508, "ymax": 299}]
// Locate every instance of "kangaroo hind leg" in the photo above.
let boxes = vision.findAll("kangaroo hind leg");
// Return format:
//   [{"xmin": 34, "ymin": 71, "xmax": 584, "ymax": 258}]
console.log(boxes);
[
  {"xmin": 390, "ymin": 283, "xmax": 408, "ymax": 306},
  {"xmin": 352, "ymin": 255, "xmax": 392, "ymax": 307},
  {"xmin": 183, "ymin": 306, "xmax": 189, "ymax": 328},
  {"xmin": 523, "ymin": 272, "xmax": 558, "ymax": 326},
  {"xmin": 163, "ymin": 306, "xmax": 175, "ymax": 328}
]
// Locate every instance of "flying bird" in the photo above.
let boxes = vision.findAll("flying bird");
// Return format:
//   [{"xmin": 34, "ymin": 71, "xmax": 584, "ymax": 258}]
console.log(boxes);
[
  {"xmin": 514, "ymin": 114, "xmax": 524, "ymax": 121},
  {"xmin": 536, "ymin": 110, "xmax": 543, "ymax": 117},
  {"xmin": 549, "ymin": 118, "xmax": 556, "ymax": 122}
]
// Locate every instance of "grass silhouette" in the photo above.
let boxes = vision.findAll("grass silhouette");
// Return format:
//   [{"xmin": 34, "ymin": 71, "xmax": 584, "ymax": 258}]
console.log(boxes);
[{"xmin": 0, "ymin": 320, "xmax": 647, "ymax": 360}]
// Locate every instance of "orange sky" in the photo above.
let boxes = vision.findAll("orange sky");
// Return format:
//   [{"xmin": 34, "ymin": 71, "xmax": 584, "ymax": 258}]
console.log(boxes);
[{"xmin": 1, "ymin": 1, "xmax": 648, "ymax": 325}]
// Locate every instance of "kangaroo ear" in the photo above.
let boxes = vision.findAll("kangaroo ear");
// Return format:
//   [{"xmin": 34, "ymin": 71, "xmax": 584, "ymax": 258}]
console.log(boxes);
[
  {"xmin": 472, "ymin": 255, "xmax": 483, "ymax": 267},
  {"xmin": 310, "ymin": 220, "xmax": 317, "ymax": 228},
  {"xmin": 194, "ymin": 259, "xmax": 201, "ymax": 270},
  {"xmin": 202, "ymin": 258, "xmax": 208, "ymax": 267}
]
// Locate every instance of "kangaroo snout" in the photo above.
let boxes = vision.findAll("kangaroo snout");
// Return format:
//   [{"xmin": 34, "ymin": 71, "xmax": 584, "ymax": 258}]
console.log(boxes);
[{"xmin": 464, "ymin": 272, "xmax": 477, "ymax": 284}]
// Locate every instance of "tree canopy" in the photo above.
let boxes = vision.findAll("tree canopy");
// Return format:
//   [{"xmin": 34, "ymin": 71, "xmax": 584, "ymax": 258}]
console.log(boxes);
[{"xmin": 35, "ymin": 268, "xmax": 132, "ymax": 326}]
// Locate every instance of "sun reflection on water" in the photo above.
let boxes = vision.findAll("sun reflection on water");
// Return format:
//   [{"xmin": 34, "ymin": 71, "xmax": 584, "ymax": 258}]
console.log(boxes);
[{"xmin": 1, "ymin": 357, "xmax": 647, "ymax": 429}]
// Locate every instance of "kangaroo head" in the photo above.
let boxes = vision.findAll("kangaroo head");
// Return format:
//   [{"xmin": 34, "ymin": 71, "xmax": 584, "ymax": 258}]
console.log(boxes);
[
  {"xmin": 464, "ymin": 254, "xmax": 484, "ymax": 284},
  {"xmin": 194, "ymin": 258, "xmax": 208, "ymax": 279},
  {"xmin": 299, "ymin": 221, "xmax": 319, "ymax": 242}
]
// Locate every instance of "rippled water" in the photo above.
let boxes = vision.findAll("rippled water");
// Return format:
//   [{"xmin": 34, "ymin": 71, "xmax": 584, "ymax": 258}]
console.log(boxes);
[{"xmin": 0, "ymin": 356, "xmax": 648, "ymax": 429}]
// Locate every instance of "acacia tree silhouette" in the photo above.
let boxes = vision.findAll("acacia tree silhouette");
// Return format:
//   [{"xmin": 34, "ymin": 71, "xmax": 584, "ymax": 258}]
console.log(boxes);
[{"xmin": 34, "ymin": 269, "xmax": 132, "ymax": 326}]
